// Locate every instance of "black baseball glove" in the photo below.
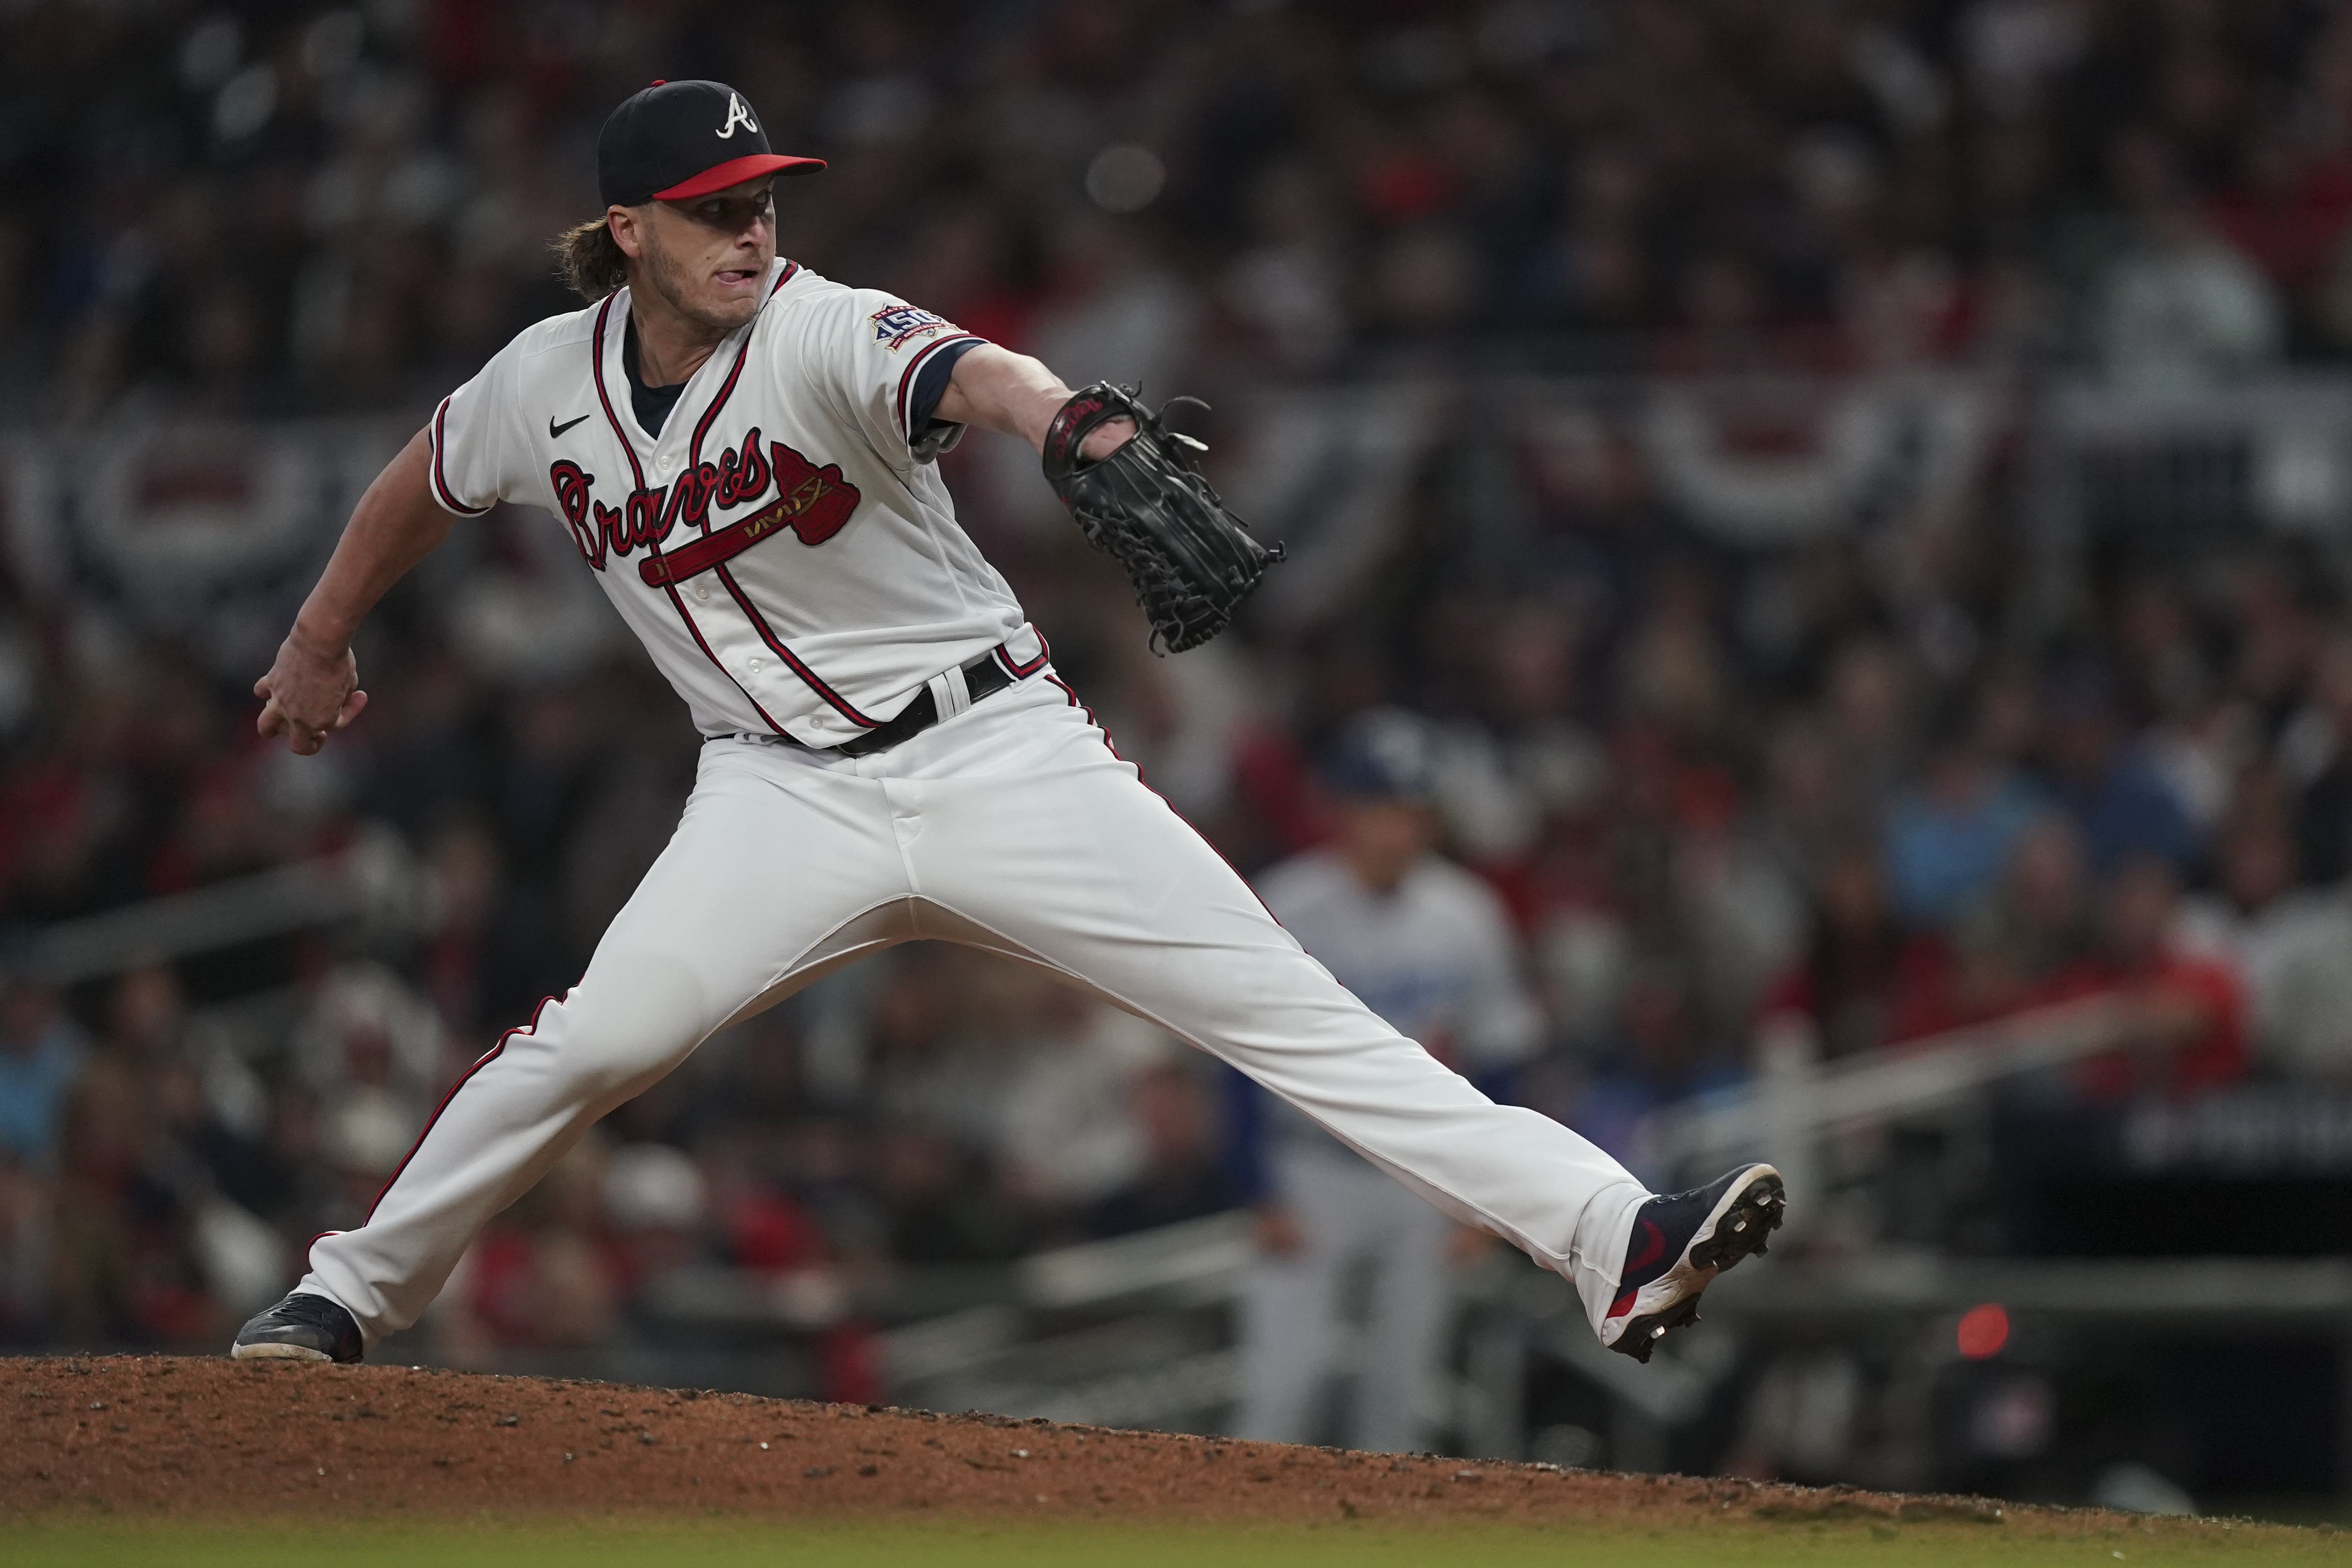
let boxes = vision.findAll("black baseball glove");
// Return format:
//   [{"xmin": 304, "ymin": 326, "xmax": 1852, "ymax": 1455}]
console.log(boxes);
[{"xmin": 1041, "ymin": 383, "xmax": 1281, "ymax": 654}]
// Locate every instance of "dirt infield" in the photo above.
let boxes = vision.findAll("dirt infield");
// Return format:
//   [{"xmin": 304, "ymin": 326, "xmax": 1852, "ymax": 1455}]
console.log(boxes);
[{"xmin": 0, "ymin": 1355, "xmax": 2307, "ymax": 1550}]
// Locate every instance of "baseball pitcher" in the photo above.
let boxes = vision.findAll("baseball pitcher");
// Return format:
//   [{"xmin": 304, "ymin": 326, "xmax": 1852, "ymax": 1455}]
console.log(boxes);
[{"xmin": 232, "ymin": 80, "xmax": 1782, "ymax": 1374}]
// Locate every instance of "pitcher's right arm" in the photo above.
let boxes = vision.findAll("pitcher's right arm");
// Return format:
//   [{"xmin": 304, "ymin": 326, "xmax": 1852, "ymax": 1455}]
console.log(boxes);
[{"xmin": 254, "ymin": 428, "xmax": 454, "ymax": 756}]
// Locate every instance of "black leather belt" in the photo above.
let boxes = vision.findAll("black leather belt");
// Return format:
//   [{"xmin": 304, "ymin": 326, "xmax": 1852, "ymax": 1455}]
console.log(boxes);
[
  {"xmin": 696, "ymin": 639, "xmax": 1030, "ymax": 757},
  {"xmin": 707, "ymin": 644, "xmax": 1027, "ymax": 759},
  {"xmin": 835, "ymin": 647, "xmax": 1017, "ymax": 758}
]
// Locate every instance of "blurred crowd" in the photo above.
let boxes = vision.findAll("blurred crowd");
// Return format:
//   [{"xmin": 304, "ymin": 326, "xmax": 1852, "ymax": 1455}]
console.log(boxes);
[
  {"xmin": 15, "ymin": 0, "xmax": 2352, "ymax": 416},
  {"xmin": 5, "ymin": 0, "xmax": 2352, "ymax": 1394}
]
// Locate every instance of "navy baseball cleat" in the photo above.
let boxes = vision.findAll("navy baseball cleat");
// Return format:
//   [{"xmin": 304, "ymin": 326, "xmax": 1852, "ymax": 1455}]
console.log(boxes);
[
  {"xmin": 1600, "ymin": 1163, "xmax": 1785, "ymax": 1364},
  {"xmin": 230, "ymin": 1292, "xmax": 365, "ymax": 1363}
]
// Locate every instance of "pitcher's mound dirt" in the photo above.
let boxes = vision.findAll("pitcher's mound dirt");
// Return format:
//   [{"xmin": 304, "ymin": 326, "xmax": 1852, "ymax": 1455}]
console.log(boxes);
[{"xmin": 0, "ymin": 1355, "xmax": 2272, "ymax": 1545}]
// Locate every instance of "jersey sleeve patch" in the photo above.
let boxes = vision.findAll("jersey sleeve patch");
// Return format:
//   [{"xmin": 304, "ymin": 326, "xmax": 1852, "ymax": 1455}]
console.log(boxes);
[{"xmin": 869, "ymin": 303, "xmax": 960, "ymax": 352}]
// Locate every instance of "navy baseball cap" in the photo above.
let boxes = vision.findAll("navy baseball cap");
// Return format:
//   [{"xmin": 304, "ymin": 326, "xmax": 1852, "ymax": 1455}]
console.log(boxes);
[
  {"xmin": 598, "ymin": 80, "xmax": 826, "ymax": 209},
  {"xmin": 1323, "ymin": 708, "xmax": 1442, "ymax": 802}
]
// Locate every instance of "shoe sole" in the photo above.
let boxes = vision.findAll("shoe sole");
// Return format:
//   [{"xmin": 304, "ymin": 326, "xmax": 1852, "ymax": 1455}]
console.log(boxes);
[
  {"xmin": 229, "ymin": 1341, "xmax": 335, "ymax": 1361},
  {"xmin": 1606, "ymin": 1165, "xmax": 1786, "ymax": 1365}
]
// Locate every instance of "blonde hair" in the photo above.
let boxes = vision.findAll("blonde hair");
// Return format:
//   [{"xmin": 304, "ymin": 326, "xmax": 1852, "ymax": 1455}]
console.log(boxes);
[{"xmin": 552, "ymin": 214, "xmax": 630, "ymax": 301}]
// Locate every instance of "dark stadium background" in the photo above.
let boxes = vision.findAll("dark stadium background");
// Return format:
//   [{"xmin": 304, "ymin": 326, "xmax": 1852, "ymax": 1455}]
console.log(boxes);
[{"xmin": 3, "ymin": 0, "xmax": 2352, "ymax": 1523}]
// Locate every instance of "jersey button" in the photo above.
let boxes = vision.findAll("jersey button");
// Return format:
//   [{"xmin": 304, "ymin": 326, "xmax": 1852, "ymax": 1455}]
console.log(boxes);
[
  {"xmin": 748, "ymin": 658, "xmax": 763, "ymax": 672},
  {"xmin": 694, "ymin": 585, "xmax": 709, "ymax": 600},
  {"xmin": 657, "ymin": 453, "xmax": 675, "ymax": 471}
]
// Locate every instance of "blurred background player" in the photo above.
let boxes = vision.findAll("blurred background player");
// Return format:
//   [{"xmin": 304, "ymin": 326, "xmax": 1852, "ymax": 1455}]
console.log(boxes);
[{"xmin": 1228, "ymin": 709, "xmax": 1542, "ymax": 1452}]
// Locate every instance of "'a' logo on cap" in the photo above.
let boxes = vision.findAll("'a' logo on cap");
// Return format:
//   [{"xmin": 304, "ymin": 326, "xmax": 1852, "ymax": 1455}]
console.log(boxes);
[{"xmin": 716, "ymin": 91, "xmax": 759, "ymax": 140}]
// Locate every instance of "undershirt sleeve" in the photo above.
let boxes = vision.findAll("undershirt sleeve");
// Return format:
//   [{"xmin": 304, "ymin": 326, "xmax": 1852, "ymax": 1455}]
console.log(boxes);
[{"xmin": 905, "ymin": 335, "xmax": 986, "ymax": 439}]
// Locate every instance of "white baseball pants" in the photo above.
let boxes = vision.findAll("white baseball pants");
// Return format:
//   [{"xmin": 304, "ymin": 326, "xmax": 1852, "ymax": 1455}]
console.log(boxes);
[{"xmin": 300, "ymin": 671, "xmax": 1651, "ymax": 1342}]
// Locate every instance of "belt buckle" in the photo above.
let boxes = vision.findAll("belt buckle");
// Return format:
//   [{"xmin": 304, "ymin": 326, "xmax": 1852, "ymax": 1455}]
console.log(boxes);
[{"xmin": 834, "ymin": 643, "xmax": 1019, "ymax": 760}]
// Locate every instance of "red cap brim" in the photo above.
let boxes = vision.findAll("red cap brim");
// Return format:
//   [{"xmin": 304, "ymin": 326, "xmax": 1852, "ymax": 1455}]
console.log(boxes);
[{"xmin": 653, "ymin": 153, "xmax": 827, "ymax": 200}]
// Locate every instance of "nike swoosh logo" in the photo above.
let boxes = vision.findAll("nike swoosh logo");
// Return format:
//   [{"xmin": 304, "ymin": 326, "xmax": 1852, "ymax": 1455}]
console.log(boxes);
[{"xmin": 550, "ymin": 414, "xmax": 592, "ymax": 439}]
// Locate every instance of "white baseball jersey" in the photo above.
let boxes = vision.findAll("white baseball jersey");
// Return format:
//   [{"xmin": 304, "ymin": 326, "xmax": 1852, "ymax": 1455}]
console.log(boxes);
[{"xmin": 425, "ymin": 257, "xmax": 1041, "ymax": 747}]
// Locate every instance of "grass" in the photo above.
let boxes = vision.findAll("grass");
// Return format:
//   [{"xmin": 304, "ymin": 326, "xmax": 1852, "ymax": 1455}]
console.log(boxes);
[{"xmin": 2, "ymin": 1517, "xmax": 2341, "ymax": 1568}]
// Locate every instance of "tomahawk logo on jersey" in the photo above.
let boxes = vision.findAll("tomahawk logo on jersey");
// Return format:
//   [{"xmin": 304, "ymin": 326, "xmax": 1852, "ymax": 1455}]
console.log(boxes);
[{"xmin": 425, "ymin": 261, "xmax": 1012, "ymax": 749}]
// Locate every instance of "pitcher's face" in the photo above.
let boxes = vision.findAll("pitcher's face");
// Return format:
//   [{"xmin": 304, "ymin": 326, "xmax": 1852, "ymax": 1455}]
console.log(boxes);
[{"xmin": 624, "ymin": 176, "xmax": 777, "ymax": 332}]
